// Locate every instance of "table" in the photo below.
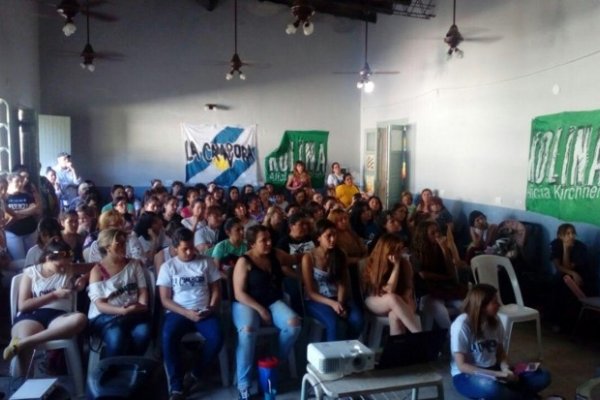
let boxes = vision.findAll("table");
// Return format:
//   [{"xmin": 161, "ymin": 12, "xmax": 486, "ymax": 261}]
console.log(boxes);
[{"xmin": 300, "ymin": 363, "xmax": 444, "ymax": 400}]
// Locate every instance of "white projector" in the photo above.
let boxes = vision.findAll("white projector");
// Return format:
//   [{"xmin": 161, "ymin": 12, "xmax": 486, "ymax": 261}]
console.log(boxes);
[{"xmin": 307, "ymin": 340, "xmax": 375, "ymax": 380}]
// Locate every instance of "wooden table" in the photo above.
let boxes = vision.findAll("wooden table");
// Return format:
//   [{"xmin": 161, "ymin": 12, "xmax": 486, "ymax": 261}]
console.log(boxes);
[{"xmin": 300, "ymin": 363, "xmax": 445, "ymax": 400}]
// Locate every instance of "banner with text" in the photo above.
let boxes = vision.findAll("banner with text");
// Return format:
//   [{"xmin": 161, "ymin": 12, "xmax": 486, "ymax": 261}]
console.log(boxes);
[
  {"xmin": 264, "ymin": 130, "xmax": 328, "ymax": 188},
  {"xmin": 527, "ymin": 110, "xmax": 600, "ymax": 226},
  {"xmin": 182, "ymin": 123, "xmax": 258, "ymax": 187}
]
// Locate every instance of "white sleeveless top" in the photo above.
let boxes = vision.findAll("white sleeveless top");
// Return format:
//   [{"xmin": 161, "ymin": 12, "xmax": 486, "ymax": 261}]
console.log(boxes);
[
  {"xmin": 306, "ymin": 257, "xmax": 338, "ymax": 299},
  {"xmin": 23, "ymin": 264, "xmax": 73, "ymax": 312}
]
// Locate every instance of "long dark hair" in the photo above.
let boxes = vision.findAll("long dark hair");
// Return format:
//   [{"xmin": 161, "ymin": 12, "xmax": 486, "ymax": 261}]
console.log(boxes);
[
  {"xmin": 313, "ymin": 219, "xmax": 346, "ymax": 283},
  {"xmin": 462, "ymin": 284, "xmax": 499, "ymax": 338},
  {"xmin": 39, "ymin": 236, "xmax": 73, "ymax": 264}
]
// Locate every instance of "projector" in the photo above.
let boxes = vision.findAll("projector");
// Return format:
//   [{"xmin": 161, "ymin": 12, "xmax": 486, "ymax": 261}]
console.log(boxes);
[{"xmin": 307, "ymin": 340, "xmax": 375, "ymax": 380}]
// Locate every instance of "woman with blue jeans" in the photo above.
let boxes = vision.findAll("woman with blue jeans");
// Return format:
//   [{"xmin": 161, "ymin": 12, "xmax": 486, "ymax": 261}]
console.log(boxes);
[
  {"xmin": 232, "ymin": 225, "xmax": 302, "ymax": 400},
  {"xmin": 302, "ymin": 220, "xmax": 363, "ymax": 341},
  {"xmin": 451, "ymin": 284, "xmax": 551, "ymax": 399},
  {"xmin": 157, "ymin": 227, "xmax": 223, "ymax": 400},
  {"xmin": 88, "ymin": 228, "xmax": 151, "ymax": 358}
]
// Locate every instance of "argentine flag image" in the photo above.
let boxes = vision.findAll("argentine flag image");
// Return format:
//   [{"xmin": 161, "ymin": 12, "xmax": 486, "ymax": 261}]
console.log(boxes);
[{"xmin": 182, "ymin": 123, "xmax": 259, "ymax": 187}]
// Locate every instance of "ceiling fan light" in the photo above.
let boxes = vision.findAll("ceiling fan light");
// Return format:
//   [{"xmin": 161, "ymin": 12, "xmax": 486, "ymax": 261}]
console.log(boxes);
[
  {"xmin": 87, "ymin": 64, "xmax": 95, "ymax": 72},
  {"xmin": 80, "ymin": 62, "xmax": 86, "ymax": 69},
  {"xmin": 286, "ymin": 22, "xmax": 298, "ymax": 35},
  {"xmin": 226, "ymin": 72, "xmax": 233, "ymax": 80},
  {"xmin": 356, "ymin": 81, "xmax": 364, "ymax": 89},
  {"xmin": 303, "ymin": 21, "xmax": 314, "ymax": 36},
  {"xmin": 63, "ymin": 20, "xmax": 76, "ymax": 36},
  {"xmin": 455, "ymin": 48, "xmax": 464, "ymax": 58},
  {"xmin": 364, "ymin": 80, "xmax": 375, "ymax": 93},
  {"xmin": 239, "ymin": 72, "xmax": 246, "ymax": 80}
]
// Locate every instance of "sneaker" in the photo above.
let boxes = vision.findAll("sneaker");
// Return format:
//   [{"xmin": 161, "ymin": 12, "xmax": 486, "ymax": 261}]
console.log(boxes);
[
  {"xmin": 169, "ymin": 391, "xmax": 185, "ymax": 400},
  {"xmin": 182, "ymin": 372, "xmax": 201, "ymax": 394},
  {"xmin": 238, "ymin": 388, "xmax": 251, "ymax": 400}
]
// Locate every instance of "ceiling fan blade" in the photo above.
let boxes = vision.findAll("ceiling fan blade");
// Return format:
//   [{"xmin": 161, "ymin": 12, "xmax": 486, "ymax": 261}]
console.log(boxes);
[
  {"xmin": 371, "ymin": 70, "xmax": 400, "ymax": 75},
  {"xmin": 463, "ymin": 36, "xmax": 502, "ymax": 43},
  {"xmin": 240, "ymin": 61, "xmax": 271, "ymax": 69},
  {"xmin": 82, "ymin": 10, "xmax": 119, "ymax": 22},
  {"xmin": 94, "ymin": 51, "xmax": 125, "ymax": 60},
  {"xmin": 332, "ymin": 71, "xmax": 360, "ymax": 75}
]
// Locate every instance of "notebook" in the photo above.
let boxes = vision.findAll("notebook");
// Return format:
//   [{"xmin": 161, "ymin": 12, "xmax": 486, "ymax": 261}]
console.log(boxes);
[
  {"xmin": 10, "ymin": 378, "xmax": 57, "ymax": 400},
  {"xmin": 376, "ymin": 329, "xmax": 448, "ymax": 369}
]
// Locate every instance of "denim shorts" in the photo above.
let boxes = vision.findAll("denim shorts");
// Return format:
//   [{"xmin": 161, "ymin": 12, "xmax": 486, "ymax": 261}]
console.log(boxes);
[{"xmin": 14, "ymin": 308, "xmax": 66, "ymax": 328}]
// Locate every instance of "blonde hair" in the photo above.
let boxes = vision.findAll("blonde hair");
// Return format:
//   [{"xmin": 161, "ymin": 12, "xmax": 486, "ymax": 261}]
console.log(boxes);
[
  {"xmin": 98, "ymin": 210, "xmax": 124, "ymax": 231},
  {"xmin": 97, "ymin": 228, "xmax": 127, "ymax": 257}
]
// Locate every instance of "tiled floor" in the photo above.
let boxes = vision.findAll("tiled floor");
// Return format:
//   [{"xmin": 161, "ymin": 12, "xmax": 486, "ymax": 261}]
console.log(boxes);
[{"xmin": 1, "ymin": 320, "xmax": 598, "ymax": 399}]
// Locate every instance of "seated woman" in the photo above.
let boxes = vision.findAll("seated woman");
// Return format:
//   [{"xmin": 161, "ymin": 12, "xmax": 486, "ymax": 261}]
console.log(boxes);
[
  {"xmin": 134, "ymin": 211, "xmax": 165, "ymax": 267},
  {"xmin": 428, "ymin": 196, "xmax": 454, "ymax": 235},
  {"xmin": 550, "ymin": 223, "xmax": 595, "ymax": 331},
  {"xmin": 232, "ymin": 225, "xmax": 301, "ymax": 400},
  {"xmin": 465, "ymin": 210, "xmax": 497, "ymax": 263},
  {"xmin": 87, "ymin": 210, "xmax": 144, "ymax": 263},
  {"xmin": 3, "ymin": 237, "xmax": 88, "ymax": 376},
  {"xmin": 368, "ymin": 210, "xmax": 409, "ymax": 253},
  {"xmin": 326, "ymin": 162, "xmax": 345, "ymax": 189},
  {"xmin": 262, "ymin": 206, "xmax": 287, "ymax": 246},
  {"xmin": 409, "ymin": 188, "xmax": 433, "ymax": 226},
  {"xmin": 451, "ymin": 284, "xmax": 551, "ymax": 399},
  {"xmin": 335, "ymin": 174, "xmax": 360, "ymax": 209},
  {"xmin": 349, "ymin": 201, "xmax": 378, "ymax": 246},
  {"xmin": 24, "ymin": 217, "xmax": 63, "ymax": 268},
  {"xmin": 211, "ymin": 217, "xmax": 247, "ymax": 273},
  {"xmin": 87, "ymin": 228, "xmax": 151, "ymax": 358},
  {"xmin": 157, "ymin": 228, "xmax": 223, "ymax": 400},
  {"xmin": 302, "ymin": 220, "xmax": 364, "ymax": 341},
  {"xmin": 285, "ymin": 160, "xmax": 312, "ymax": 195},
  {"xmin": 60, "ymin": 210, "xmax": 85, "ymax": 263},
  {"xmin": 362, "ymin": 234, "xmax": 421, "ymax": 336},
  {"xmin": 411, "ymin": 220, "xmax": 467, "ymax": 331}
]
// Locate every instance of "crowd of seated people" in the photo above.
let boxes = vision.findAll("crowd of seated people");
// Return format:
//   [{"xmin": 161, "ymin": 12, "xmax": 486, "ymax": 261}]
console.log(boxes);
[{"xmin": 0, "ymin": 159, "xmax": 569, "ymax": 400}]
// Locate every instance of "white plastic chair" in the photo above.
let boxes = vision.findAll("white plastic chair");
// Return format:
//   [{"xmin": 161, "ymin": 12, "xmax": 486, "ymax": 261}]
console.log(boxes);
[
  {"xmin": 563, "ymin": 275, "xmax": 600, "ymax": 336},
  {"xmin": 471, "ymin": 254, "xmax": 542, "ymax": 359},
  {"xmin": 87, "ymin": 268, "xmax": 156, "ymax": 374},
  {"xmin": 9, "ymin": 273, "xmax": 85, "ymax": 398}
]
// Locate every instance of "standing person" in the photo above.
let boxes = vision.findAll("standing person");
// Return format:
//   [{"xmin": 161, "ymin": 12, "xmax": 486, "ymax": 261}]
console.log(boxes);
[
  {"xmin": 335, "ymin": 174, "xmax": 360, "ymax": 209},
  {"xmin": 3, "ymin": 238, "xmax": 88, "ymax": 375},
  {"xmin": 157, "ymin": 228, "xmax": 223, "ymax": 400},
  {"xmin": 362, "ymin": 234, "xmax": 421, "ymax": 336},
  {"xmin": 326, "ymin": 162, "xmax": 344, "ymax": 189},
  {"xmin": 451, "ymin": 284, "xmax": 551, "ymax": 399},
  {"xmin": 302, "ymin": 220, "xmax": 364, "ymax": 341},
  {"xmin": 4, "ymin": 172, "xmax": 40, "ymax": 267},
  {"xmin": 53, "ymin": 152, "xmax": 81, "ymax": 192},
  {"xmin": 87, "ymin": 228, "xmax": 151, "ymax": 358},
  {"xmin": 232, "ymin": 225, "xmax": 301, "ymax": 400}
]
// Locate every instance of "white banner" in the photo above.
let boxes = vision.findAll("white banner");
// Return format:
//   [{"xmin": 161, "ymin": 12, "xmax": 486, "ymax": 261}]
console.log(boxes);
[{"xmin": 182, "ymin": 123, "xmax": 258, "ymax": 187}]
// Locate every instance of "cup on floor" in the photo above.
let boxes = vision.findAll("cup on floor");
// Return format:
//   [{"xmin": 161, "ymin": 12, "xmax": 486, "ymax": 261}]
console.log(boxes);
[{"xmin": 258, "ymin": 356, "xmax": 279, "ymax": 399}]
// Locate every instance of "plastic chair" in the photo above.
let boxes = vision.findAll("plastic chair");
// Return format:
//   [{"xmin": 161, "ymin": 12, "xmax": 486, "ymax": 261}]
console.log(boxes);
[
  {"xmin": 87, "ymin": 268, "xmax": 156, "ymax": 374},
  {"xmin": 471, "ymin": 254, "xmax": 542, "ymax": 359},
  {"xmin": 9, "ymin": 273, "xmax": 85, "ymax": 398},
  {"xmin": 563, "ymin": 275, "xmax": 600, "ymax": 336}
]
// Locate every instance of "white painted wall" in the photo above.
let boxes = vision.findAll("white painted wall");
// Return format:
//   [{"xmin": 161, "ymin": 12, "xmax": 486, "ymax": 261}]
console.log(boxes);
[
  {"xmin": 39, "ymin": 0, "xmax": 362, "ymax": 186},
  {"xmin": 361, "ymin": 0, "xmax": 600, "ymax": 210}
]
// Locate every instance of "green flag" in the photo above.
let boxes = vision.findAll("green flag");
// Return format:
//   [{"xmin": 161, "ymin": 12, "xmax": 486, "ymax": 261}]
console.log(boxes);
[
  {"xmin": 526, "ymin": 110, "xmax": 600, "ymax": 226},
  {"xmin": 264, "ymin": 130, "xmax": 328, "ymax": 188}
]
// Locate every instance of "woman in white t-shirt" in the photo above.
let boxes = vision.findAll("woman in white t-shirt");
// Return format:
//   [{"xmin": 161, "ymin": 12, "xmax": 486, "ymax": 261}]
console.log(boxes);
[
  {"xmin": 157, "ymin": 227, "xmax": 223, "ymax": 399},
  {"xmin": 3, "ymin": 237, "xmax": 87, "ymax": 375},
  {"xmin": 87, "ymin": 228, "xmax": 150, "ymax": 358},
  {"xmin": 451, "ymin": 284, "xmax": 551, "ymax": 399}
]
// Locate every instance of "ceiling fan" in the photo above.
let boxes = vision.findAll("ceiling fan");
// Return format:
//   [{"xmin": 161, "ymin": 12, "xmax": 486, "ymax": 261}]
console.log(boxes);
[
  {"xmin": 36, "ymin": 0, "xmax": 118, "ymax": 37},
  {"xmin": 334, "ymin": 21, "xmax": 400, "ymax": 93},
  {"xmin": 226, "ymin": 0, "xmax": 250, "ymax": 80},
  {"xmin": 444, "ymin": 0, "xmax": 463, "ymax": 57},
  {"xmin": 77, "ymin": 0, "xmax": 122, "ymax": 71}
]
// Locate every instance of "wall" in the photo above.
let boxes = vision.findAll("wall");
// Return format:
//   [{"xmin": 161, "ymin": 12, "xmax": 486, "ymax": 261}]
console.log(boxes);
[
  {"xmin": 358, "ymin": 1, "xmax": 600, "ymax": 273},
  {"xmin": 39, "ymin": 0, "xmax": 362, "ymax": 186},
  {"xmin": 0, "ymin": 0, "xmax": 40, "ymax": 169}
]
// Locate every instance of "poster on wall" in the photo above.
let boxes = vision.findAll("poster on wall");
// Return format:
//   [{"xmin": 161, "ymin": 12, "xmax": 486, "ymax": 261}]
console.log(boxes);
[
  {"xmin": 182, "ymin": 123, "xmax": 258, "ymax": 187},
  {"xmin": 264, "ymin": 130, "xmax": 328, "ymax": 188},
  {"xmin": 526, "ymin": 110, "xmax": 600, "ymax": 227}
]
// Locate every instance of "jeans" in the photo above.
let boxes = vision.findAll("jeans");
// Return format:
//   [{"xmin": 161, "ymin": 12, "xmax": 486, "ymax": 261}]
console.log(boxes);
[
  {"xmin": 453, "ymin": 369, "xmax": 551, "ymax": 400},
  {"xmin": 232, "ymin": 300, "xmax": 301, "ymax": 391},
  {"xmin": 162, "ymin": 312, "xmax": 223, "ymax": 393},
  {"xmin": 305, "ymin": 299, "xmax": 364, "ymax": 342},
  {"xmin": 5, "ymin": 230, "xmax": 37, "ymax": 267},
  {"xmin": 90, "ymin": 313, "xmax": 151, "ymax": 358}
]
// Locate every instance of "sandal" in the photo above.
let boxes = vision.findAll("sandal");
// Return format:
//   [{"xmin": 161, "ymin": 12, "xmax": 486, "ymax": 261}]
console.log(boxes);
[{"xmin": 3, "ymin": 337, "xmax": 19, "ymax": 361}]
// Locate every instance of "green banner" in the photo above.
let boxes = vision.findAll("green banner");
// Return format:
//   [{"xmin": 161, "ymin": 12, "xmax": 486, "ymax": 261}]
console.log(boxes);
[
  {"xmin": 526, "ymin": 110, "xmax": 600, "ymax": 226},
  {"xmin": 264, "ymin": 130, "xmax": 328, "ymax": 188}
]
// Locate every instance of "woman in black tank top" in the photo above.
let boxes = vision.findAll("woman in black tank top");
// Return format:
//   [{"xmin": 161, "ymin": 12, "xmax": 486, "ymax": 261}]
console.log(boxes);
[{"xmin": 231, "ymin": 225, "xmax": 302, "ymax": 400}]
